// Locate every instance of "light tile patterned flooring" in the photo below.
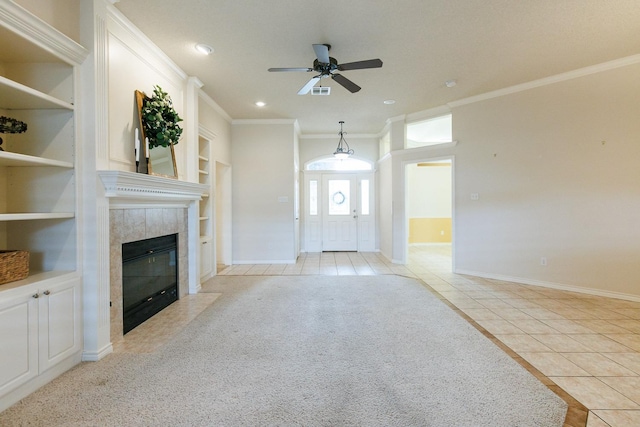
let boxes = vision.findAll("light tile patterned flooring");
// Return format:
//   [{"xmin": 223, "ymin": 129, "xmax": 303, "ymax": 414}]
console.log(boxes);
[{"xmin": 120, "ymin": 245, "xmax": 640, "ymax": 427}]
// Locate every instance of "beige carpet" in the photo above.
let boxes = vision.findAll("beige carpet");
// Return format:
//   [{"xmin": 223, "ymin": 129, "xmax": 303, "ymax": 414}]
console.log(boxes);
[{"xmin": 0, "ymin": 275, "xmax": 567, "ymax": 426}]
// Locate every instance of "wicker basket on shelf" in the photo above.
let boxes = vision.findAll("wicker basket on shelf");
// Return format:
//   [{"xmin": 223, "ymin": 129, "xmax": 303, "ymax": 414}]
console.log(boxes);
[{"xmin": 0, "ymin": 250, "xmax": 29, "ymax": 285}]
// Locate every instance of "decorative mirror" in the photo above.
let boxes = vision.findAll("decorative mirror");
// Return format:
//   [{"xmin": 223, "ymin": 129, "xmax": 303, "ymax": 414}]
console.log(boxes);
[{"xmin": 135, "ymin": 88, "xmax": 180, "ymax": 178}]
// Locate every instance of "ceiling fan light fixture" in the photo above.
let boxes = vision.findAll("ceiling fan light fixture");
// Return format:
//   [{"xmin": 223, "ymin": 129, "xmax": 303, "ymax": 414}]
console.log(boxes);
[
  {"xmin": 333, "ymin": 121, "xmax": 354, "ymax": 159},
  {"xmin": 195, "ymin": 43, "xmax": 214, "ymax": 55}
]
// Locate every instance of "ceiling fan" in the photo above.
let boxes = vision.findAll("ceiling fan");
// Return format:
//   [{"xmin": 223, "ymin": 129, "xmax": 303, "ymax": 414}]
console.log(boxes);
[{"xmin": 268, "ymin": 44, "xmax": 383, "ymax": 95}]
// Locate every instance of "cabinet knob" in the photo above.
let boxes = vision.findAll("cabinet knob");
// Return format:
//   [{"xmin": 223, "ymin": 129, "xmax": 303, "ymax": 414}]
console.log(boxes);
[
  {"xmin": 32, "ymin": 293, "xmax": 39, "ymax": 299},
  {"xmin": 43, "ymin": 290, "xmax": 51, "ymax": 296}
]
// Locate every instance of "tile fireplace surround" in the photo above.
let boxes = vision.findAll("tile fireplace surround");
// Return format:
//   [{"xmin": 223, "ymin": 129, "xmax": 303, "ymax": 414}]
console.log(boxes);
[
  {"xmin": 109, "ymin": 207, "xmax": 188, "ymax": 342},
  {"xmin": 98, "ymin": 171, "xmax": 207, "ymax": 343}
]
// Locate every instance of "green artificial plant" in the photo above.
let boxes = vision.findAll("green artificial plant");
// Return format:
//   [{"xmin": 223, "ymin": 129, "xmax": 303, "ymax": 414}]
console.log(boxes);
[{"xmin": 141, "ymin": 85, "xmax": 183, "ymax": 148}]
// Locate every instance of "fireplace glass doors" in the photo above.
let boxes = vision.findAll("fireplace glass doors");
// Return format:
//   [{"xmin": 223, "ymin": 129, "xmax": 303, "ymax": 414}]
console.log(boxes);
[{"xmin": 122, "ymin": 234, "xmax": 178, "ymax": 334}]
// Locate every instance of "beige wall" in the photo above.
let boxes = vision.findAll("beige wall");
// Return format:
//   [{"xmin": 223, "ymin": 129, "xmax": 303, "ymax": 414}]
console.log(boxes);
[
  {"xmin": 299, "ymin": 135, "xmax": 379, "ymax": 167},
  {"xmin": 231, "ymin": 121, "xmax": 298, "ymax": 263},
  {"xmin": 452, "ymin": 61, "xmax": 640, "ymax": 298},
  {"xmin": 198, "ymin": 94, "xmax": 232, "ymax": 165},
  {"xmin": 409, "ymin": 218, "xmax": 452, "ymax": 243},
  {"xmin": 407, "ymin": 163, "xmax": 452, "ymax": 243},
  {"xmin": 14, "ymin": 0, "xmax": 81, "ymax": 42},
  {"xmin": 106, "ymin": 11, "xmax": 186, "ymax": 178}
]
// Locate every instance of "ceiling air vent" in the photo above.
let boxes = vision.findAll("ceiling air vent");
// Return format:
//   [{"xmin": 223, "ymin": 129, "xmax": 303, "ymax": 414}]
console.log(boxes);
[{"xmin": 311, "ymin": 86, "xmax": 330, "ymax": 96}]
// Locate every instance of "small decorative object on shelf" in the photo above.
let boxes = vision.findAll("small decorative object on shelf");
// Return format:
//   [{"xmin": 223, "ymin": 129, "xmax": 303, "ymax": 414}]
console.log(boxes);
[
  {"xmin": 0, "ymin": 116, "xmax": 28, "ymax": 151},
  {"xmin": 0, "ymin": 250, "xmax": 29, "ymax": 285},
  {"xmin": 140, "ymin": 85, "xmax": 183, "ymax": 149}
]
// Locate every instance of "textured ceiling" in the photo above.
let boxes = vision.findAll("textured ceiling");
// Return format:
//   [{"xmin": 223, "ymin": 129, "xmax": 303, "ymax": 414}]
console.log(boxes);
[{"xmin": 114, "ymin": 0, "xmax": 640, "ymax": 135}]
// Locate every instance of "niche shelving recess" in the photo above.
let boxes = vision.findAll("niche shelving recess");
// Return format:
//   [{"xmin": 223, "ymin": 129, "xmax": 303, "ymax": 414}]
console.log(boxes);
[{"xmin": 198, "ymin": 126, "xmax": 214, "ymax": 281}]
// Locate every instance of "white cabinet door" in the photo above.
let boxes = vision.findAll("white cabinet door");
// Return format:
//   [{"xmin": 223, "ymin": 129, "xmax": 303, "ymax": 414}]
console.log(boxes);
[
  {"xmin": 38, "ymin": 277, "xmax": 81, "ymax": 373},
  {"xmin": 200, "ymin": 238, "xmax": 213, "ymax": 279},
  {"xmin": 0, "ymin": 290, "xmax": 38, "ymax": 395}
]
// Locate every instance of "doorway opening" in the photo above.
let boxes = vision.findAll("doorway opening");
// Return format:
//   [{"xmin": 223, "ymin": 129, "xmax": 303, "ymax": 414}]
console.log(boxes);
[{"xmin": 405, "ymin": 158, "xmax": 453, "ymax": 271}]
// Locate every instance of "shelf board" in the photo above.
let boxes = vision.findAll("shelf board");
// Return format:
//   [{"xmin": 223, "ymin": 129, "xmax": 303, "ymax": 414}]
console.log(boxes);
[
  {"xmin": 0, "ymin": 270, "xmax": 77, "ymax": 294},
  {"xmin": 198, "ymin": 169, "xmax": 209, "ymax": 175},
  {"xmin": 0, "ymin": 151, "xmax": 73, "ymax": 168},
  {"xmin": 198, "ymin": 155, "xmax": 209, "ymax": 162},
  {"xmin": 199, "ymin": 216, "xmax": 209, "ymax": 221},
  {"xmin": 0, "ymin": 212, "xmax": 74, "ymax": 221},
  {"xmin": 0, "ymin": 75, "xmax": 74, "ymax": 110}
]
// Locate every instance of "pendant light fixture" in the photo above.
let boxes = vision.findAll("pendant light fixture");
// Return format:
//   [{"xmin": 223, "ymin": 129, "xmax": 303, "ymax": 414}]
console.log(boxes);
[{"xmin": 333, "ymin": 121, "xmax": 354, "ymax": 159}]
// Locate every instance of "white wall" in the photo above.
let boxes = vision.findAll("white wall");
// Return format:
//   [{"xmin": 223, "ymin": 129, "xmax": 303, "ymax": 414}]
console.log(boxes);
[
  {"xmin": 231, "ymin": 121, "xmax": 298, "ymax": 263},
  {"xmin": 199, "ymin": 92, "xmax": 232, "ymax": 165},
  {"xmin": 378, "ymin": 155, "xmax": 393, "ymax": 260},
  {"xmin": 407, "ymin": 164, "xmax": 452, "ymax": 218},
  {"xmin": 452, "ymin": 61, "xmax": 640, "ymax": 298},
  {"xmin": 299, "ymin": 135, "xmax": 379, "ymax": 166}
]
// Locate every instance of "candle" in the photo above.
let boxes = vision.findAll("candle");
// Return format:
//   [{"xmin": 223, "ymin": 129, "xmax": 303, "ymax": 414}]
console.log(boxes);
[
  {"xmin": 145, "ymin": 137, "xmax": 150, "ymax": 158},
  {"xmin": 135, "ymin": 128, "xmax": 140, "ymax": 162}
]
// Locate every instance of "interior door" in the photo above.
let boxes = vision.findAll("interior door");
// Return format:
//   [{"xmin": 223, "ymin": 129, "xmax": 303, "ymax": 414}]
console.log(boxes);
[{"xmin": 322, "ymin": 174, "xmax": 358, "ymax": 251}]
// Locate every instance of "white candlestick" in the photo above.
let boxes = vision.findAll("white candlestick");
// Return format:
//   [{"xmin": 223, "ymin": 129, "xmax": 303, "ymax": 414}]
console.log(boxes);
[{"xmin": 135, "ymin": 129, "xmax": 140, "ymax": 162}]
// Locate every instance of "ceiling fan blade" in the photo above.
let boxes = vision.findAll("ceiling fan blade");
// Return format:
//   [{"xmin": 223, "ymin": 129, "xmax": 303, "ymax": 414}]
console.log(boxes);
[
  {"xmin": 312, "ymin": 44, "xmax": 330, "ymax": 64},
  {"xmin": 298, "ymin": 76, "xmax": 321, "ymax": 95},
  {"xmin": 268, "ymin": 67, "xmax": 313, "ymax": 72},
  {"xmin": 331, "ymin": 74, "xmax": 361, "ymax": 93},
  {"xmin": 337, "ymin": 59, "xmax": 383, "ymax": 71}
]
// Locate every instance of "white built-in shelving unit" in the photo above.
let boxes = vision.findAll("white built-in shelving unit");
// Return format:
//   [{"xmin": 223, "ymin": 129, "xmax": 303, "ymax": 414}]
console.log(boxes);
[
  {"xmin": 0, "ymin": 1, "xmax": 86, "ymax": 411},
  {"xmin": 198, "ymin": 128, "xmax": 214, "ymax": 280}
]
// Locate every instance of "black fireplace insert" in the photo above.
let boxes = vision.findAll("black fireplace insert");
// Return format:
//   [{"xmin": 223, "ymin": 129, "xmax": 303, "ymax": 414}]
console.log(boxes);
[{"xmin": 122, "ymin": 234, "xmax": 178, "ymax": 334}]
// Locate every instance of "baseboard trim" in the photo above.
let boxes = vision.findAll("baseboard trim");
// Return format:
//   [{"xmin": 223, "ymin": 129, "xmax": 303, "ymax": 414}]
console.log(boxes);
[
  {"xmin": 81, "ymin": 343, "xmax": 113, "ymax": 362},
  {"xmin": 455, "ymin": 268, "xmax": 640, "ymax": 303},
  {"xmin": 232, "ymin": 259, "xmax": 296, "ymax": 265}
]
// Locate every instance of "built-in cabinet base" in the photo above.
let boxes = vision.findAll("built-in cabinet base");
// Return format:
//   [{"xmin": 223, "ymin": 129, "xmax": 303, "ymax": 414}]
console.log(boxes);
[{"xmin": 0, "ymin": 274, "xmax": 82, "ymax": 412}]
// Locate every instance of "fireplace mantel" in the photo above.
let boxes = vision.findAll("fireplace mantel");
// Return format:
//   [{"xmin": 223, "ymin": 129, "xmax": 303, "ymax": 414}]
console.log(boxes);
[{"xmin": 98, "ymin": 170, "xmax": 208, "ymax": 207}]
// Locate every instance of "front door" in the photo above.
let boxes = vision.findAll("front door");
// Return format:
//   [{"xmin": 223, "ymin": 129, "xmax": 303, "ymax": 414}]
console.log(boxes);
[{"xmin": 322, "ymin": 175, "xmax": 358, "ymax": 251}]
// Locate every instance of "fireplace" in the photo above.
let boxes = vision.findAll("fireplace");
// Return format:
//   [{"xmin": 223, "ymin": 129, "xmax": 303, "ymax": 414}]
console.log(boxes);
[{"xmin": 122, "ymin": 234, "xmax": 178, "ymax": 334}]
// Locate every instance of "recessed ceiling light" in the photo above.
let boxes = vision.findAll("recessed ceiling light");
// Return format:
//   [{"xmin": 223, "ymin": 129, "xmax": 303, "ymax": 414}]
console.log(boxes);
[
  {"xmin": 255, "ymin": 101, "xmax": 266, "ymax": 107},
  {"xmin": 445, "ymin": 79, "xmax": 457, "ymax": 88},
  {"xmin": 383, "ymin": 99, "xmax": 395, "ymax": 105},
  {"xmin": 195, "ymin": 43, "xmax": 213, "ymax": 55}
]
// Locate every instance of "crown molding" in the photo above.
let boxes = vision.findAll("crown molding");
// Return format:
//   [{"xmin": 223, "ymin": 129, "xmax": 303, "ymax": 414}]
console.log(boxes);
[
  {"xmin": 106, "ymin": 4, "xmax": 187, "ymax": 83},
  {"xmin": 406, "ymin": 105, "xmax": 451, "ymax": 123},
  {"xmin": 198, "ymin": 90, "xmax": 232, "ymax": 123},
  {"xmin": 449, "ymin": 54, "xmax": 640, "ymax": 108},
  {"xmin": 299, "ymin": 133, "xmax": 379, "ymax": 139},
  {"xmin": 231, "ymin": 119, "xmax": 298, "ymax": 125},
  {"xmin": 0, "ymin": 0, "xmax": 88, "ymax": 65}
]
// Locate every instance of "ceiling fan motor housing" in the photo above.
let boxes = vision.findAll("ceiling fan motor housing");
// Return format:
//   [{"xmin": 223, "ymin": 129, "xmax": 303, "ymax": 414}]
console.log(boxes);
[{"xmin": 313, "ymin": 57, "xmax": 339, "ymax": 75}]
